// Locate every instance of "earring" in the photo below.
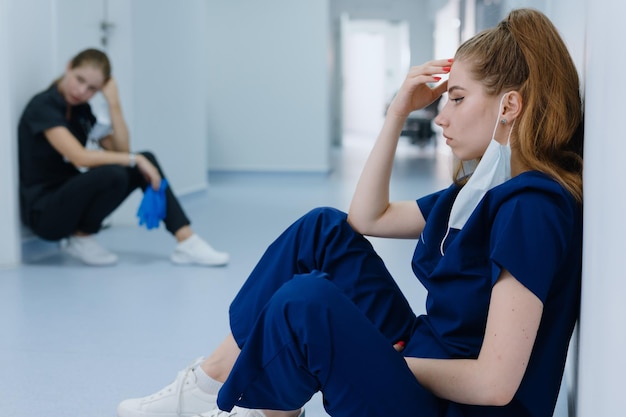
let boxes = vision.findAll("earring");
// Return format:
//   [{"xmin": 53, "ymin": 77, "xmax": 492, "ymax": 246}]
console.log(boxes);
[{"xmin": 500, "ymin": 118, "xmax": 507, "ymax": 125}]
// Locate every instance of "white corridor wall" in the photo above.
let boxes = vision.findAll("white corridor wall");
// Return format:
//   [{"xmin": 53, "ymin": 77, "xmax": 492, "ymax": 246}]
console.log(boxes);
[
  {"xmin": 0, "ymin": 0, "xmax": 57, "ymax": 267},
  {"xmin": 0, "ymin": 0, "xmax": 21, "ymax": 267},
  {"xmin": 577, "ymin": 0, "xmax": 626, "ymax": 415},
  {"xmin": 205, "ymin": 0, "xmax": 331, "ymax": 173}
]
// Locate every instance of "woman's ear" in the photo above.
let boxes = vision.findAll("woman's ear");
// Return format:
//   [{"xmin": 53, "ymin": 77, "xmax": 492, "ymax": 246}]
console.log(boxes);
[{"xmin": 503, "ymin": 91, "xmax": 522, "ymax": 122}]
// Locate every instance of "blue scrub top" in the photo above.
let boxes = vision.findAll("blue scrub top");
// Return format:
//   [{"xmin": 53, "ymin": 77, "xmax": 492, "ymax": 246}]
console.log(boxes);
[{"xmin": 406, "ymin": 171, "xmax": 582, "ymax": 416}]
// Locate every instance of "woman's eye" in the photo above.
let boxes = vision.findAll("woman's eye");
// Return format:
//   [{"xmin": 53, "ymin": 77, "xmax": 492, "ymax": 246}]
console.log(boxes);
[{"xmin": 451, "ymin": 97, "xmax": 464, "ymax": 104}]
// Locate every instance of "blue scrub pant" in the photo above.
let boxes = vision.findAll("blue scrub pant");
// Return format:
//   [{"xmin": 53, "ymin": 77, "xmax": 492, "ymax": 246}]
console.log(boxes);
[{"xmin": 217, "ymin": 207, "xmax": 441, "ymax": 416}]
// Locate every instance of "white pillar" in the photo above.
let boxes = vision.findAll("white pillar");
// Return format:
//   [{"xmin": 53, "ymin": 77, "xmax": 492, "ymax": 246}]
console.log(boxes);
[
  {"xmin": 577, "ymin": 0, "xmax": 626, "ymax": 415},
  {"xmin": 0, "ymin": 0, "xmax": 21, "ymax": 268}
]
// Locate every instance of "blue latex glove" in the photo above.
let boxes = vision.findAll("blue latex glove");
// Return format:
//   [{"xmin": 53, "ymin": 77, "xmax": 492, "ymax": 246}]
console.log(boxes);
[{"xmin": 137, "ymin": 179, "xmax": 168, "ymax": 230}]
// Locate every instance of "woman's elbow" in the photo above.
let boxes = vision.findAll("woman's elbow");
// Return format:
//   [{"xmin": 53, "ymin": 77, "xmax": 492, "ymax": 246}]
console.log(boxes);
[
  {"xmin": 346, "ymin": 215, "xmax": 363, "ymax": 234},
  {"xmin": 68, "ymin": 150, "xmax": 97, "ymax": 169},
  {"xmin": 69, "ymin": 155, "xmax": 89, "ymax": 169},
  {"xmin": 346, "ymin": 212, "xmax": 370, "ymax": 235},
  {"xmin": 479, "ymin": 378, "xmax": 519, "ymax": 406},
  {"xmin": 485, "ymin": 388, "xmax": 516, "ymax": 407}
]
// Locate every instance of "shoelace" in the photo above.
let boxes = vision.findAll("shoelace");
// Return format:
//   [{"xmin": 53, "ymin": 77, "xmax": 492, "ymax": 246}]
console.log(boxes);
[
  {"xmin": 176, "ymin": 357, "xmax": 205, "ymax": 417},
  {"xmin": 146, "ymin": 357, "xmax": 204, "ymax": 417}
]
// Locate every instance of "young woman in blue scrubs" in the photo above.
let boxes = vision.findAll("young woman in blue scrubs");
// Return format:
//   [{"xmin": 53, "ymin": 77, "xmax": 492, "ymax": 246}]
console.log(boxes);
[{"xmin": 118, "ymin": 8, "xmax": 583, "ymax": 417}]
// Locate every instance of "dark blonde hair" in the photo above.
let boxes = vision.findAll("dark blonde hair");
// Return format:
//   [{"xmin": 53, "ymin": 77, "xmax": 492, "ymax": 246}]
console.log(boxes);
[
  {"xmin": 53, "ymin": 48, "xmax": 112, "ymax": 87},
  {"xmin": 454, "ymin": 8, "xmax": 583, "ymax": 202}
]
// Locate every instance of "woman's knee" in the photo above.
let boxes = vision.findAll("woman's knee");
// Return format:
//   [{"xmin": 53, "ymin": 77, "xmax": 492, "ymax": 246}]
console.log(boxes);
[
  {"xmin": 270, "ymin": 273, "xmax": 344, "ymax": 313},
  {"xmin": 138, "ymin": 150, "xmax": 158, "ymax": 165},
  {"xmin": 298, "ymin": 207, "xmax": 349, "ymax": 231},
  {"xmin": 137, "ymin": 151, "xmax": 166, "ymax": 176},
  {"xmin": 304, "ymin": 206, "xmax": 346, "ymax": 221}
]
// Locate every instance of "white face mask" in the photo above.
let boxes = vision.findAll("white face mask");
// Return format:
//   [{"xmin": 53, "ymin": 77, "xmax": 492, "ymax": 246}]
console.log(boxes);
[{"xmin": 440, "ymin": 93, "xmax": 514, "ymax": 255}]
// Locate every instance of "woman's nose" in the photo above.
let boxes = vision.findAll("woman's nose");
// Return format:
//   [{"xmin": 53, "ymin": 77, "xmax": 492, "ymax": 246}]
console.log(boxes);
[
  {"xmin": 434, "ymin": 113, "xmax": 445, "ymax": 127},
  {"xmin": 434, "ymin": 102, "xmax": 450, "ymax": 127},
  {"xmin": 77, "ymin": 83, "xmax": 88, "ymax": 96}
]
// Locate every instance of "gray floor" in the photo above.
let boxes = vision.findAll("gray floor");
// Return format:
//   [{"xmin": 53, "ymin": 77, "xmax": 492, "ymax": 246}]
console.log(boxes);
[{"xmin": 0, "ymin": 135, "xmax": 569, "ymax": 417}]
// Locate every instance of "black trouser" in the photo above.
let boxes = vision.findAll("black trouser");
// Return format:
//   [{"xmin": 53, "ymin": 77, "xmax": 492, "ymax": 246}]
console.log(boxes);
[{"xmin": 27, "ymin": 151, "xmax": 190, "ymax": 241}]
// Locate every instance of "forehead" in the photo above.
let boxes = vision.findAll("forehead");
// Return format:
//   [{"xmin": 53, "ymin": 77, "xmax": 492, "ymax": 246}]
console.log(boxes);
[
  {"xmin": 70, "ymin": 65, "xmax": 106, "ymax": 87},
  {"xmin": 447, "ymin": 59, "xmax": 483, "ymax": 94}
]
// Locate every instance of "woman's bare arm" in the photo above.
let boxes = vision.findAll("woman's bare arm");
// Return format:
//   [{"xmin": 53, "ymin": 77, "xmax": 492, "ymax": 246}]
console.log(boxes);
[
  {"xmin": 98, "ymin": 77, "xmax": 130, "ymax": 152},
  {"xmin": 44, "ymin": 126, "xmax": 161, "ymax": 190},
  {"xmin": 347, "ymin": 113, "xmax": 426, "ymax": 238},
  {"xmin": 405, "ymin": 269, "xmax": 543, "ymax": 406},
  {"xmin": 347, "ymin": 60, "xmax": 449, "ymax": 238}
]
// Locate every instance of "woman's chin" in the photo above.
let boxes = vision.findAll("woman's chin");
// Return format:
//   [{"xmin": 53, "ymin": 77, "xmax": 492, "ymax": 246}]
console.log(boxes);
[{"xmin": 449, "ymin": 150, "xmax": 467, "ymax": 161}]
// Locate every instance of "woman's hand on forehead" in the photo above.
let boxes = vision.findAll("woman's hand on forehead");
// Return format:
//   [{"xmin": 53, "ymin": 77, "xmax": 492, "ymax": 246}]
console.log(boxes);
[{"xmin": 387, "ymin": 58, "xmax": 452, "ymax": 118}]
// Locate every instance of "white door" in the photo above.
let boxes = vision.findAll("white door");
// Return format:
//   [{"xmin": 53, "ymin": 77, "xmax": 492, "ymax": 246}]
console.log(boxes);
[
  {"xmin": 55, "ymin": 0, "xmax": 106, "ymax": 67},
  {"xmin": 340, "ymin": 18, "xmax": 410, "ymax": 139}
]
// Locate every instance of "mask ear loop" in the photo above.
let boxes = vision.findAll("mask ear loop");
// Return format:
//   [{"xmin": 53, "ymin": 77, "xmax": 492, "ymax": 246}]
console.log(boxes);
[
  {"xmin": 505, "ymin": 120, "xmax": 515, "ymax": 145},
  {"xmin": 492, "ymin": 93, "xmax": 508, "ymax": 142}
]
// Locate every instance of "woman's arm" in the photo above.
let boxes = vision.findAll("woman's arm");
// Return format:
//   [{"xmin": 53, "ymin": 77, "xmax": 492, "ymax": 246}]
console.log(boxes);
[
  {"xmin": 405, "ymin": 269, "xmax": 543, "ymax": 406},
  {"xmin": 98, "ymin": 77, "xmax": 130, "ymax": 152},
  {"xmin": 347, "ymin": 114, "xmax": 424, "ymax": 238},
  {"xmin": 44, "ymin": 126, "xmax": 161, "ymax": 190},
  {"xmin": 347, "ymin": 60, "xmax": 450, "ymax": 238}
]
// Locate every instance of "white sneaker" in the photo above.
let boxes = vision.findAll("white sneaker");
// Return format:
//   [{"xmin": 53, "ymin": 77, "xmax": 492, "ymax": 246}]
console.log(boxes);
[
  {"xmin": 171, "ymin": 235, "xmax": 229, "ymax": 266},
  {"xmin": 117, "ymin": 358, "xmax": 217, "ymax": 417},
  {"xmin": 63, "ymin": 235, "xmax": 118, "ymax": 266},
  {"xmin": 195, "ymin": 407, "xmax": 265, "ymax": 417},
  {"xmin": 196, "ymin": 407, "xmax": 305, "ymax": 417}
]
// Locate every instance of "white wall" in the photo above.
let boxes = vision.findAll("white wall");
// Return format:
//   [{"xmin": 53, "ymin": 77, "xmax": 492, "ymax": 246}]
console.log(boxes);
[
  {"xmin": 0, "ymin": 0, "xmax": 57, "ymax": 267},
  {"xmin": 0, "ymin": 0, "xmax": 22, "ymax": 267},
  {"xmin": 205, "ymin": 0, "xmax": 330, "ymax": 172},
  {"xmin": 577, "ymin": 0, "xmax": 626, "ymax": 415},
  {"xmin": 129, "ymin": 0, "xmax": 209, "ymax": 194}
]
